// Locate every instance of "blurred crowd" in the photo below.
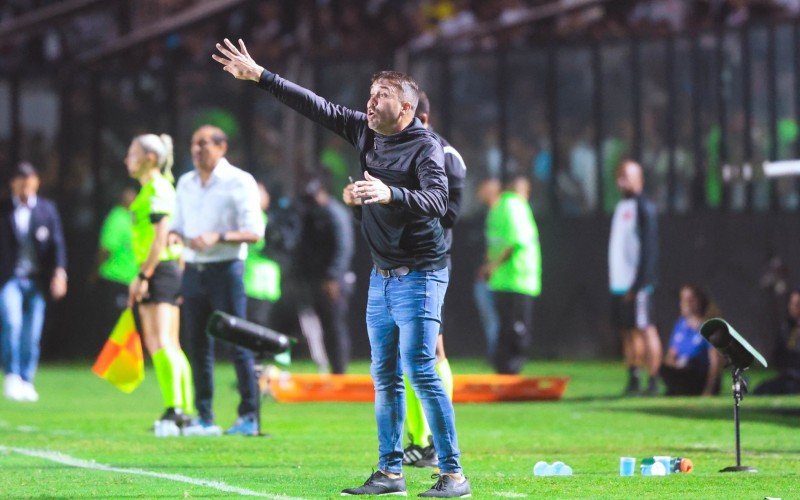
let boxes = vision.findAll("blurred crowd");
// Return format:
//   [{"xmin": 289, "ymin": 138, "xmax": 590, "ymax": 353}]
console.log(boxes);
[{"xmin": 3, "ymin": 0, "xmax": 800, "ymax": 73}]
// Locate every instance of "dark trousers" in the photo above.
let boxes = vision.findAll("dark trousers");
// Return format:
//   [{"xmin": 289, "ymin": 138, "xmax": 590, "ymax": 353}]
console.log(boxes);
[
  {"xmin": 94, "ymin": 279, "xmax": 129, "ymax": 351},
  {"xmin": 492, "ymin": 291, "xmax": 534, "ymax": 375},
  {"xmin": 309, "ymin": 280, "xmax": 351, "ymax": 374},
  {"xmin": 246, "ymin": 297, "xmax": 274, "ymax": 330},
  {"xmin": 754, "ymin": 374, "xmax": 800, "ymax": 395},
  {"xmin": 660, "ymin": 359, "xmax": 719, "ymax": 396},
  {"xmin": 181, "ymin": 260, "xmax": 258, "ymax": 422}
]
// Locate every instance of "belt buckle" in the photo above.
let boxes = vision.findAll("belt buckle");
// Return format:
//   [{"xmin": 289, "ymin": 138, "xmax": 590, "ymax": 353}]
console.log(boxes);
[{"xmin": 376, "ymin": 266, "xmax": 410, "ymax": 278}]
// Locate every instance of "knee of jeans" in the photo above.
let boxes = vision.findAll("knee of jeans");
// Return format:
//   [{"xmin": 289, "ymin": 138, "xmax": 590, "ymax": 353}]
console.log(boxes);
[
  {"xmin": 370, "ymin": 363, "xmax": 402, "ymax": 393},
  {"xmin": 402, "ymin": 359, "xmax": 438, "ymax": 387}
]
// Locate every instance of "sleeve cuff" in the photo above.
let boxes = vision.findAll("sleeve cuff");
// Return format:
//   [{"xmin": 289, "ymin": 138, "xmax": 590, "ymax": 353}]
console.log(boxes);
[
  {"xmin": 388, "ymin": 187, "xmax": 405, "ymax": 205},
  {"xmin": 257, "ymin": 68, "xmax": 277, "ymax": 88}
]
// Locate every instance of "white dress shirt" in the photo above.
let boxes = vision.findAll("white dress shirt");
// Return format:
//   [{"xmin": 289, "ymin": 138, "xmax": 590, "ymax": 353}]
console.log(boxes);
[
  {"xmin": 172, "ymin": 158, "xmax": 265, "ymax": 264},
  {"xmin": 12, "ymin": 195, "xmax": 38, "ymax": 276}
]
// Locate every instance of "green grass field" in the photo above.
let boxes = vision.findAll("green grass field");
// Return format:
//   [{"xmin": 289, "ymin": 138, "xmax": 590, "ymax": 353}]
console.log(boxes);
[{"xmin": 1, "ymin": 359, "xmax": 798, "ymax": 498}]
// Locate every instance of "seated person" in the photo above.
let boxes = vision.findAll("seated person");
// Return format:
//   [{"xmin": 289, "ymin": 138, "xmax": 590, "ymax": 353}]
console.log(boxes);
[
  {"xmin": 660, "ymin": 285, "xmax": 721, "ymax": 396},
  {"xmin": 754, "ymin": 288, "xmax": 800, "ymax": 395}
]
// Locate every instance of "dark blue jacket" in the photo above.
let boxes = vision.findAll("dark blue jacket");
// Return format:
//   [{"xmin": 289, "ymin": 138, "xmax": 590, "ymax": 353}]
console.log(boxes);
[
  {"xmin": 0, "ymin": 197, "xmax": 67, "ymax": 294},
  {"xmin": 257, "ymin": 71, "xmax": 449, "ymax": 271}
]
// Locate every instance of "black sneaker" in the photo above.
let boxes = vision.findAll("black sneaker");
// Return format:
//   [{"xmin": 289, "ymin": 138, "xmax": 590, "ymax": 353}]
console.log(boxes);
[
  {"xmin": 623, "ymin": 378, "xmax": 642, "ymax": 397},
  {"xmin": 414, "ymin": 445, "xmax": 438, "ymax": 469},
  {"xmin": 418, "ymin": 474, "xmax": 471, "ymax": 498},
  {"xmin": 403, "ymin": 444, "xmax": 425, "ymax": 466},
  {"xmin": 159, "ymin": 408, "xmax": 192, "ymax": 428},
  {"xmin": 644, "ymin": 377, "xmax": 661, "ymax": 397},
  {"xmin": 341, "ymin": 470, "xmax": 407, "ymax": 496}
]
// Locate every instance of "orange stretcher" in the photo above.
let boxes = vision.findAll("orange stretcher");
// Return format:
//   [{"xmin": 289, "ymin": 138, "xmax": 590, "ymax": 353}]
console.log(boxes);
[{"xmin": 267, "ymin": 373, "xmax": 569, "ymax": 403}]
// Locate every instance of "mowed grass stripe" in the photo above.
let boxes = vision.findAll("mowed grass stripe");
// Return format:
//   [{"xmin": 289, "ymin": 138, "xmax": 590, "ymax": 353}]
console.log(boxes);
[{"xmin": 0, "ymin": 445, "xmax": 301, "ymax": 499}]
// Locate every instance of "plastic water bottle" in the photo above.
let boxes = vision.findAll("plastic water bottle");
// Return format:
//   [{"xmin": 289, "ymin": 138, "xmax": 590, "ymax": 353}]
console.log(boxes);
[
  {"xmin": 534, "ymin": 461, "xmax": 572, "ymax": 476},
  {"xmin": 533, "ymin": 461, "xmax": 549, "ymax": 476},
  {"xmin": 641, "ymin": 462, "xmax": 666, "ymax": 476}
]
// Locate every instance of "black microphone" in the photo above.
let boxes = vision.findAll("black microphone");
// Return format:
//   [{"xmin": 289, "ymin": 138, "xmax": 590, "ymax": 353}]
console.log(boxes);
[{"xmin": 206, "ymin": 311, "xmax": 295, "ymax": 354}]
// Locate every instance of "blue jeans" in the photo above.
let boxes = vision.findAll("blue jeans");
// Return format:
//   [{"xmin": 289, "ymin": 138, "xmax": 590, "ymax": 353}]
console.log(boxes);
[
  {"xmin": 181, "ymin": 261, "xmax": 258, "ymax": 422},
  {"xmin": 366, "ymin": 268, "xmax": 462, "ymax": 474},
  {"xmin": 0, "ymin": 277, "xmax": 46, "ymax": 382},
  {"xmin": 473, "ymin": 280, "xmax": 499, "ymax": 358}
]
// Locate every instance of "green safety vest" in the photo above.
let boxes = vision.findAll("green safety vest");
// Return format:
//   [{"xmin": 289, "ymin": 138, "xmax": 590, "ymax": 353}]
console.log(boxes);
[
  {"xmin": 244, "ymin": 212, "xmax": 281, "ymax": 302},
  {"xmin": 486, "ymin": 192, "xmax": 542, "ymax": 297}
]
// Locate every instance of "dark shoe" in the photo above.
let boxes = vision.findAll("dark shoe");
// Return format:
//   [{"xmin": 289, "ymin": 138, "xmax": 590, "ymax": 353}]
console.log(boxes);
[
  {"xmin": 623, "ymin": 378, "xmax": 642, "ymax": 397},
  {"xmin": 644, "ymin": 377, "xmax": 661, "ymax": 397},
  {"xmin": 159, "ymin": 408, "xmax": 192, "ymax": 428},
  {"xmin": 403, "ymin": 444, "xmax": 425, "ymax": 466},
  {"xmin": 418, "ymin": 474, "xmax": 471, "ymax": 498},
  {"xmin": 341, "ymin": 470, "xmax": 407, "ymax": 496},
  {"xmin": 414, "ymin": 445, "xmax": 438, "ymax": 469}
]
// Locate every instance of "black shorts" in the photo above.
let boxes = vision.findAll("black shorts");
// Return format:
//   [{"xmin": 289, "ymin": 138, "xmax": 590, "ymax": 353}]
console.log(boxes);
[
  {"xmin": 611, "ymin": 290, "xmax": 654, "ymax": 330},
  {"xmin": 141, "ymin": 260, "xmax": 182, "ymax": 305}
]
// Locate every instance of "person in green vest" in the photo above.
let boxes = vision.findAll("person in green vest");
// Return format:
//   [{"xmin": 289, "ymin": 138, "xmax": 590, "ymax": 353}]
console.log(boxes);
[
  {"xmin": 125, "ymin": 133, "xmax": 195, "ymax": 432},
  {"xmin": 93, "ymin": 187, "xmax": 138, "ymax": 349},
  {"xmin": 479, "ymin": 174, "xmax": 542, "ymax": 374},
  {"xmin": 244, "ymin": 181, "xmax": 282, "ymax": 330}
]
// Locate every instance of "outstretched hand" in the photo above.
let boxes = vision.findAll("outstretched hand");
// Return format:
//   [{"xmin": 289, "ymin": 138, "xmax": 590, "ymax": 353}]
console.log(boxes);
[{"xmin": 212, "ymin": 38, "xmax": 264, "ymax": 82}]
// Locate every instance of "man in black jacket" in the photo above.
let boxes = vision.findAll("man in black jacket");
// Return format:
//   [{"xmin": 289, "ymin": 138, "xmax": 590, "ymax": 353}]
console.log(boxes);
[
  {"xmin": 294, "ymin": 176, "xmax": 355, "ymax": 374},
  {"xmin": 1, "ymin": 162, "xmax": 67, "ymax": 402},
  {"xmin": 214, "ymin": 38, "xmax": 470, "ymax": 498}
]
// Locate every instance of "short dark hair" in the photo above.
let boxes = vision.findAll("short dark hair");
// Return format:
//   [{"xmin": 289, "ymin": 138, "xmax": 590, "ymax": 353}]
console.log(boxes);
[
  {"xmin": 371, "ymin": 71, "xmax": 420, "ymax": 112},
  {"xmin": 416, "ymin": 91, "xmax": 430, "ymax": 118}
]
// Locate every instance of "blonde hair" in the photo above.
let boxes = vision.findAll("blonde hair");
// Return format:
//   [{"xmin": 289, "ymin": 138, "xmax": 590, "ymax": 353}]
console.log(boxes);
[{"xmin": 135, "ymin": 133, "xmax": 175, "ymax": 182}]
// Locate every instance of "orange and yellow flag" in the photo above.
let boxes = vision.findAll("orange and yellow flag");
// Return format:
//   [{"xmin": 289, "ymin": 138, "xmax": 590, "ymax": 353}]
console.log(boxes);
[{"xmin": 92, "ymin": 308, "xmax": 144, "ymax": 393}]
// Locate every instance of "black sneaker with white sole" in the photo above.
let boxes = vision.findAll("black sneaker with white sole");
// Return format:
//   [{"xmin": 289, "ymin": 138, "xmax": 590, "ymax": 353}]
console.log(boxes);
[
  {"xmin": 403, "ymin": 444, "xmax": 425, "ymax": 466},
  {"xmin": 413, "ymin": 445, "xmax": 438, "ymax": 468},
  {"xmin": 341, "ymin": 470, "xmax": 407, "ymax": 496},
  {"xmin": 418, "ymin": 474, "xmax": 471, "ymax": 498}
]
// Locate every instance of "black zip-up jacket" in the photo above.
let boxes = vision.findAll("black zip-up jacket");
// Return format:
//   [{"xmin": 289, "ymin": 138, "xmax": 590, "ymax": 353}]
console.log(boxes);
[
  {"xmin": 632, "ymin": 194, "xmax": 658, "ymax": 292},
  {"xmin": 430, "ymin": 129, "xmax": 466, "ymax": 255},
  {"xmin": 257, "ymin": 70, "xmax": 449, "ymax": 271}
]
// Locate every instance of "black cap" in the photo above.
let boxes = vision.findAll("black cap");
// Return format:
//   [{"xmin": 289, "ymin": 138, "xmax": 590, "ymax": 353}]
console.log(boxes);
[{"xmin": 13, "ymin": 162, "xmax": 38, "ymax": 178}]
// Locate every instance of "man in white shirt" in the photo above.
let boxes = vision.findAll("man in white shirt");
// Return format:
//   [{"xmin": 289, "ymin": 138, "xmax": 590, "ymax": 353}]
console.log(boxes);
[
  {"xmin": 170, "ymin": 125, "xmax": 265, "ymax": 435},
  {"xmin": 609, "ymin": 160, "xmax": 662, "ymax": 396}
]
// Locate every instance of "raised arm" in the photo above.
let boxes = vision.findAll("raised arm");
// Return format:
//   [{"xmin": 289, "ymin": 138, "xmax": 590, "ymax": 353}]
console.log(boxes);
[{"xmin": 213, "ymin": 38, "xmax": 365, "ymax": 146}]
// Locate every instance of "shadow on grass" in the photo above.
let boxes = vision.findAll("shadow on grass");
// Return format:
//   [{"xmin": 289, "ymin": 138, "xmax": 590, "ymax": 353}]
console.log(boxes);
[{"xmin": 612, "ymin": 404, "xmax": 800, "ymax": 428}]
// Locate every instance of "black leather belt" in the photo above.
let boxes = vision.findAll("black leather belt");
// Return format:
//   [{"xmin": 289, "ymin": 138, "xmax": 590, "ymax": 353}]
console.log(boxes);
[{"xmin": 376, "ymin": 266, "xmax": 411, "ymax": 278}]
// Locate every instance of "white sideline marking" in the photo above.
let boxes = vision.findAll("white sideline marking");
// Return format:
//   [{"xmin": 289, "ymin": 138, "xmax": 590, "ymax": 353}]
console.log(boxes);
[{"xmin": 0, "ymin": 445, "xmax": 301, "ymax": 499}]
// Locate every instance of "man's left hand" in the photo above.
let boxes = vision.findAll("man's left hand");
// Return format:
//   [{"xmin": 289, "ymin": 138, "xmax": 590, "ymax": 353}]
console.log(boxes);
[
  {"xmin": 212, "ymin": 38, "xmax": 264, "ymax": 82},
  {"xmin": 353, "ymin": 171, "xmax": 391, "ymax": 205},
  {"xmin": 189, "ymin": 232, "xmax": 221, "ymax": 251}
]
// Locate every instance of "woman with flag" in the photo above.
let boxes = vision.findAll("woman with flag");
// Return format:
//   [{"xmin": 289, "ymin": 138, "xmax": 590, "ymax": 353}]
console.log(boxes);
[{"xmin": 125, "ymin": 133, "xmax": 195, "ymax": 432}]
